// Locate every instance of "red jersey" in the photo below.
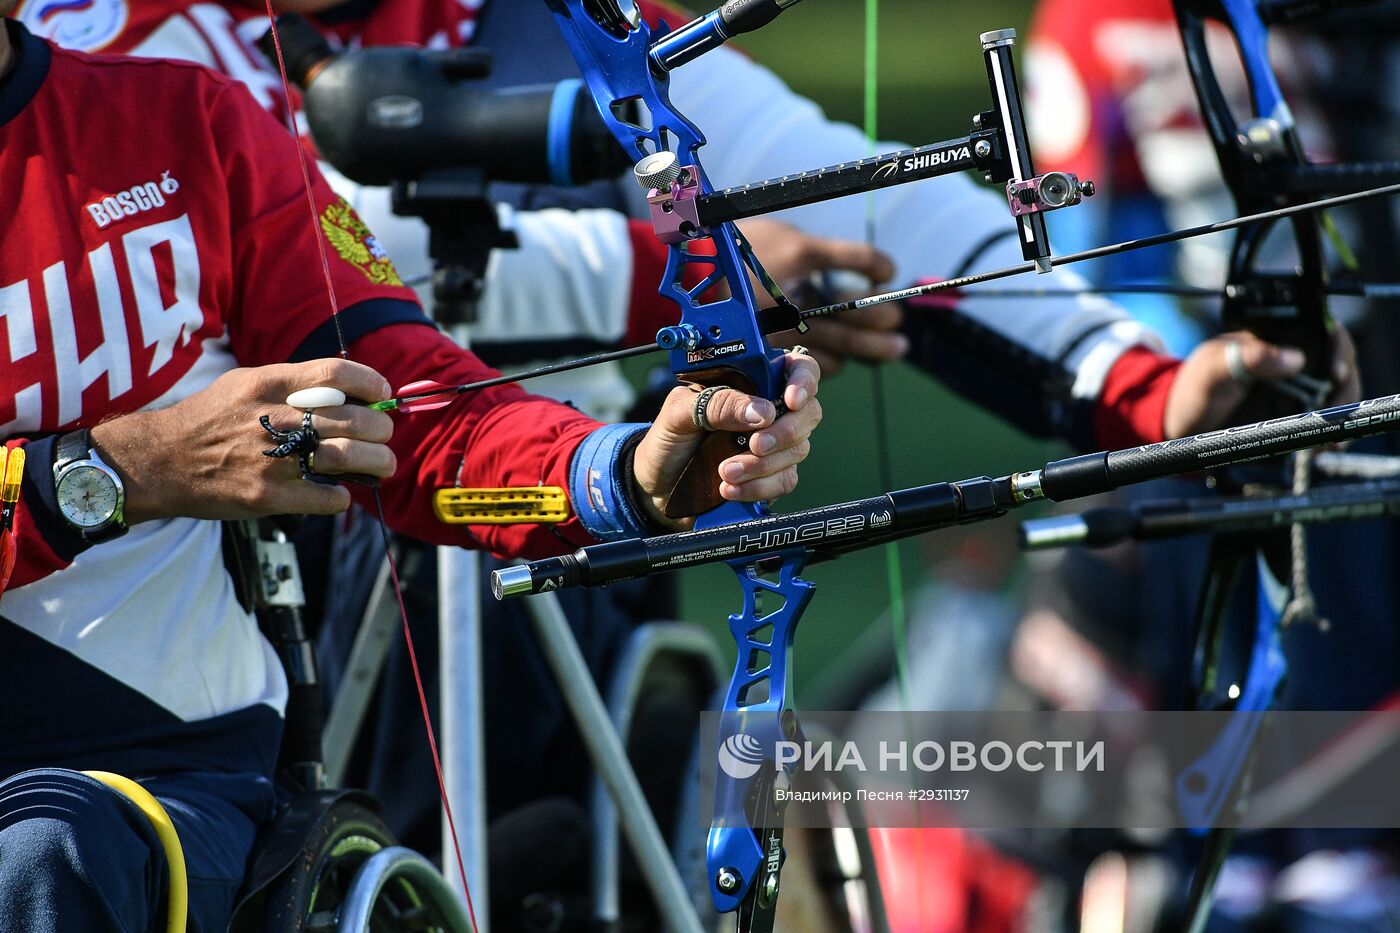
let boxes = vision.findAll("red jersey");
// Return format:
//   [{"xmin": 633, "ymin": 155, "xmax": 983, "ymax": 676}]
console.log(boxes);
[{"xmin": 0, "ymin": 21, "xmax": 608, "ymax": 777}]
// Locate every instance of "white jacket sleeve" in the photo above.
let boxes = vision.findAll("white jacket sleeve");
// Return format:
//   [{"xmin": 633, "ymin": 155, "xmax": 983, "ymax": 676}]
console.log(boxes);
[{"xmin": 665, "ymin": 44, "xmax": 1165, "ymax": 441}]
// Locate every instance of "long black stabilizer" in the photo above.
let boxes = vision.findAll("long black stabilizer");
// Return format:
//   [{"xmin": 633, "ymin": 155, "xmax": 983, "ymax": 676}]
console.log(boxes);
[{"xmin": 492, "ymin": 393, "xmax": 1400, "ymax": 598}]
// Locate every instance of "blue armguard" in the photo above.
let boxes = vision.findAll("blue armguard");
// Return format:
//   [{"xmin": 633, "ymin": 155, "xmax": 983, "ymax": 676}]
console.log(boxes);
[{"xmin": 569, "ymin": 423, "xmax": 651, "ymax": 542}]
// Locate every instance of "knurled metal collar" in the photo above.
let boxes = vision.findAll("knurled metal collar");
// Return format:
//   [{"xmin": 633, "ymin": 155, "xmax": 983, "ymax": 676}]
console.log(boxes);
[{"xmin": 980, "ymin": 28, "xmax": 1017, "ymax": 49}]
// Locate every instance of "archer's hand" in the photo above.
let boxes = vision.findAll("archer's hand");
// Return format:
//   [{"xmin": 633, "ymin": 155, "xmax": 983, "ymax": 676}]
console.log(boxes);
[
  {"xmin": 92, "ymin": 360, "xmax": 397, "ymax": 523},
  {"xmin": 1164, "ymin": 327, "xmax": 1360, "ymax": 439},
  {"xmin": 739, "ymin": 219, "xmax": 906, "ymax": 374},
  {"xmin": 633, "ymin": 352, "xmax": 823, "ymax": 530},
  {"xmin": 802, "ymin": 305, "xmax": 908, "ymax": 376}
]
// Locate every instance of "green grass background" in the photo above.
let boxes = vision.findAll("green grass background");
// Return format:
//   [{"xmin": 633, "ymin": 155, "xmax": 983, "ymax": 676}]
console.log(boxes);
[{"xmin": 631, "ymin": 0, "xmax": 1068, "ymax": 703}]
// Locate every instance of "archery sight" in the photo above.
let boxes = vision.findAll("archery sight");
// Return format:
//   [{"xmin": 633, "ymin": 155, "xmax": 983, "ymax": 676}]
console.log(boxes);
[
  {"xmin": 274, "ymin": 0, "xmax": 1400, "ymax": 926},
  {"xmin": 629, "ymin": 24, "xmax": 1093, "ymax": 278}
]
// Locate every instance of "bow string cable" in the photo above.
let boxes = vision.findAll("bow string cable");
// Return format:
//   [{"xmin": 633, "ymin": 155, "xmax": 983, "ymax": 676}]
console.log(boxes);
[
  {"xmin": 863, "ymin": 4, "xmax": 934, "ymax": 926},
  {"xmin": 259, "ymin": 8, "xmax": 481, "ymax": 932},
  {"xmin": 864, "ymin": 0, "xmax": 913, "ymax": 719}
]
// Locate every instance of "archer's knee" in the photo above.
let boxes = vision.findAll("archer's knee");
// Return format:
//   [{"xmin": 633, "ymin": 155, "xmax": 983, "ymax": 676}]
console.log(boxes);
[{"xmin": 0, "ymin": 769, "xmax": 162, "ymax": 933}]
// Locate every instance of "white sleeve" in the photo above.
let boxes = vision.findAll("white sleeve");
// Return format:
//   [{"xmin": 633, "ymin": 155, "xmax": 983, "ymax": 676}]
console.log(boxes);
[
  {"xmin": 320, "ymin": 165, "xmax": 635, "ymax": 348},
  {"xmin": 666, "ymin": 43, "xmax": 1165, "ymax": 407}
]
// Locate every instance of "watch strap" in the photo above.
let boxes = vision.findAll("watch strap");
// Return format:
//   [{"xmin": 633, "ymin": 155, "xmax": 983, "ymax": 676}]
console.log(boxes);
[{"xmin": 54, "ymin": 429, "xmax": 93, "ymax": 474}]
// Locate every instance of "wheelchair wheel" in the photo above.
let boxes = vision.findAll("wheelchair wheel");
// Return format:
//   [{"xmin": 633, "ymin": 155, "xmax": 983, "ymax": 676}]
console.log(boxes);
[{"xmin": 264, "ymin": 798, "xmax": 440, "ymax": 932}]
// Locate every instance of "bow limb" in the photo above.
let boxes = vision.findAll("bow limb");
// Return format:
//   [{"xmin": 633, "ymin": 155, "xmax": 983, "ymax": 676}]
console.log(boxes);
[
  {"xmin": 1172, "ymin": 1, "xmax": 1320, "ymax": 924},
  {"xmin": 543, "ymin": 5, "xmax": 809, "ymax": 927},
  {"xmin": 1169, "ymin": 1, "xmax": 1400, "ymax": 927}
]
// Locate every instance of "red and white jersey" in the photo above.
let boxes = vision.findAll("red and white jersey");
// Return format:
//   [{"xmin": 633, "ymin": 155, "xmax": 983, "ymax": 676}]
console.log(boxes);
[
  {"xmin": 14, "ymin": 0, "xmax": 676, "ymax": 423},
  {"xmin": 0, "ymin": 44, "xmax": 409, "ymax": 441},
  {"xmin": 1026, "ymin": 0, "xmax": 1333, "ymax": 201},
  {"xmin": 14, "ymin": 0, "xmax": 483, "ymax": 139},
  {"xmin": 0, "ymin": 23, "xmax": 601, "ymax": 777}
]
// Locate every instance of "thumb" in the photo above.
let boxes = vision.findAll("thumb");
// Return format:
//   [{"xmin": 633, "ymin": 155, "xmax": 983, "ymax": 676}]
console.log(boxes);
[
  {"xmin": 1228, "ymin": 333, "xmax": 1307, "ymax": 382},
  {"xmin": 663, "ymin": 387, "xmax": 774, "ymax": 436}
]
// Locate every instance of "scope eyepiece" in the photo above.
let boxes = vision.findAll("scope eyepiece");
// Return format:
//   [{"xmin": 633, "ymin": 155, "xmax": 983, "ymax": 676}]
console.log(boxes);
[{"xmin": 255, "ymin": 18, "xmax": 631, "ymax": 188}]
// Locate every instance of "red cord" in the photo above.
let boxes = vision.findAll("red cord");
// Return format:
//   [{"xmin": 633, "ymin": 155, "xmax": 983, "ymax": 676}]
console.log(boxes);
[
  {"xmin": 375, "ymin": 494, "xmax": 481, "ymax": 933},
  {"xmin": 260, "ymin": 6, "xmax": 481, "ymax": 930},
  {"xmin": 260, "ymin": 2, "xmax": 347, "ymax": 359}
]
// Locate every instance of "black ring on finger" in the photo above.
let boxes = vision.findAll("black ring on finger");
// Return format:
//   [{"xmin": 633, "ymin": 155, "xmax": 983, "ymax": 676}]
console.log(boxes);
[{"xmin": 260, "ymin": 411, "xmax": 323, "ymax": 480}]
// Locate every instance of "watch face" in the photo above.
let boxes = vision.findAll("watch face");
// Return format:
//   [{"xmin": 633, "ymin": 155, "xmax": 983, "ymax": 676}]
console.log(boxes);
[{"xmin": 56, "ymin": 465, "xmax": 120, "ymax": 529}]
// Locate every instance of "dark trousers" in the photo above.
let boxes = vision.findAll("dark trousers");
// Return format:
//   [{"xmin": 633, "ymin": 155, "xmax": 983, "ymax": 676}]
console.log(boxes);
[{"xmin": 0, "ymin": 768, "xmax": 272, "ymax": 933}]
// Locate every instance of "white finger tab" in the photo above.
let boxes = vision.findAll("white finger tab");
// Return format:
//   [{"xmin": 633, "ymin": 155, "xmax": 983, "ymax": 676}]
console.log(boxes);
[{"xmin": 287, "ymin": 387, "xmax": 347, "ymax": 410}]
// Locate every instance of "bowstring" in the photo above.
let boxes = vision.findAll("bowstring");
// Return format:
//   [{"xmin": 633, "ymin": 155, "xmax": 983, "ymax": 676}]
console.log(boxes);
[
  {"xmin": 865, "ymin": 0, "xmax": 912, "ymax": 719},
  {"xmin": 864, "ymin": 2, "xmax": 933, "ymax": 925},
  {"xmin": 260, "ymin": 7, "xmax": 481, "ymax": 931}
]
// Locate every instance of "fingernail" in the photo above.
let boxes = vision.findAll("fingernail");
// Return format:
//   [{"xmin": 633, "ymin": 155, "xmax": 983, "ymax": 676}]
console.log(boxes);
[
  {"xmin": 381, "ymin": 381, "xmax": 392, "ymax": 399},
  {"xmin": 722, "ymin": 462, "xmax": 744, "ymax": 483},
  {"xmin": 744, "ymin": 403, "xmax": 767, "ymax": 425},
  {"xmin": 1281, "ymin": 348, "xmax": 1306, "ymax": 371},
  {"xmin": 893, "ymin": 334, "xmax": 910, "ymax": 356},
  {"xmin": 1334, "ymin": 360, "xmax": 1351, "ymax": 383},
  {"xmin": 793, "ymin": 387, "xmax": 809, "ymax": 408},
  {"xmin": 750, "ymin": 433, "xmax": 773, "ymax": 455}
]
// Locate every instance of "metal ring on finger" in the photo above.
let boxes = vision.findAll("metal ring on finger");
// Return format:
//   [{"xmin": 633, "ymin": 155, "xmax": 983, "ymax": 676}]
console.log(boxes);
[
  {"xmin": 692, "ymin": 385, "xmax": 724, "ymax": 432},
  {"xmin": 1225, "ymin": 338, "xmax": 1253, "ymax": 383}
]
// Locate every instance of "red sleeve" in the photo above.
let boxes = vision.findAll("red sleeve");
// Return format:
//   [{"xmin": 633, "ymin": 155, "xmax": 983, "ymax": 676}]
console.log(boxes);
[
  {"xmin": 624, "ymin": 221, "xmax": 683, "ymax": 345},
  {"xmin": 1092, "ymin": 346, "xmax": 1181, "ymax": 450},
  {"xmin": 638, "ymin": 1, "xmax": 695, "ymax": 25},
  {"xmin": 208, "ymin": 82, "xmax": 420, "ymax": 366},
  {"xmin": 1027, "ymin": 0, "xmax": 1111, "ymax": 181},
  {"xmin": 347, "ymin": 324, "xmax": 605, "ymax": 558},
  {"xmin": 5, "ymin": 512, "xmax": 65, "ymax": 591}
]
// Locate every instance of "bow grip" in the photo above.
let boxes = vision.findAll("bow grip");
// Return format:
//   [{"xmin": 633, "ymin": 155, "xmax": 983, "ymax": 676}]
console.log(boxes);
[{"xmin": 661, "ymin": 366, "xmax": 784, "ymax": 520}]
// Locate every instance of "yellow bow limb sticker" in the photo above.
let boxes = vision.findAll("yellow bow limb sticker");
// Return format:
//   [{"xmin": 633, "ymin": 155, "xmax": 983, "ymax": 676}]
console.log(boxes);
[{"xmin": 434, "ymin": 487, "xmax": 571, "ymax": 525}]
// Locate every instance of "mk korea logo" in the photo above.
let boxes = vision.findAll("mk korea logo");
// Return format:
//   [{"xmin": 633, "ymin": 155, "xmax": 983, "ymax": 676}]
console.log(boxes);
[
  {"xmin": 717, "ymin": 732, "xmax": 765, "ymax": 780},
  {"xmin": 686, "ymin": 340, "xmax": 747, "ymax": 365}
]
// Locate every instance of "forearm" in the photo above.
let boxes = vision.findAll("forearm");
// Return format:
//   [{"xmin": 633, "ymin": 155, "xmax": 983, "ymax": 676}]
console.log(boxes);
[{"xmin": 347, "ymin": 324, "xmax": 613, "ymax": 557}]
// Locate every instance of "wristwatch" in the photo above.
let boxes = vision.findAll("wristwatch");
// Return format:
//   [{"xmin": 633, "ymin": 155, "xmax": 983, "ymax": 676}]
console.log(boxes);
[{"xmin": 53, "ymin": 429, "xmax": 127, "ymax": 542}]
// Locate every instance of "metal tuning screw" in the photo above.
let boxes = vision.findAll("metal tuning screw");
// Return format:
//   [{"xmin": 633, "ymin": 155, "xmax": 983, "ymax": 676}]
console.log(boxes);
[
  {"xmin": 1006, "ymin": 171, "xmax": 1095, "ymax": 218},
  {"xmin": 634, "ymin": 151, "xmax": 684, "ymax": 192},
  {"xmin": 1010, "ymin": 470, "xmax": 1045, "ymax": 503}
]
